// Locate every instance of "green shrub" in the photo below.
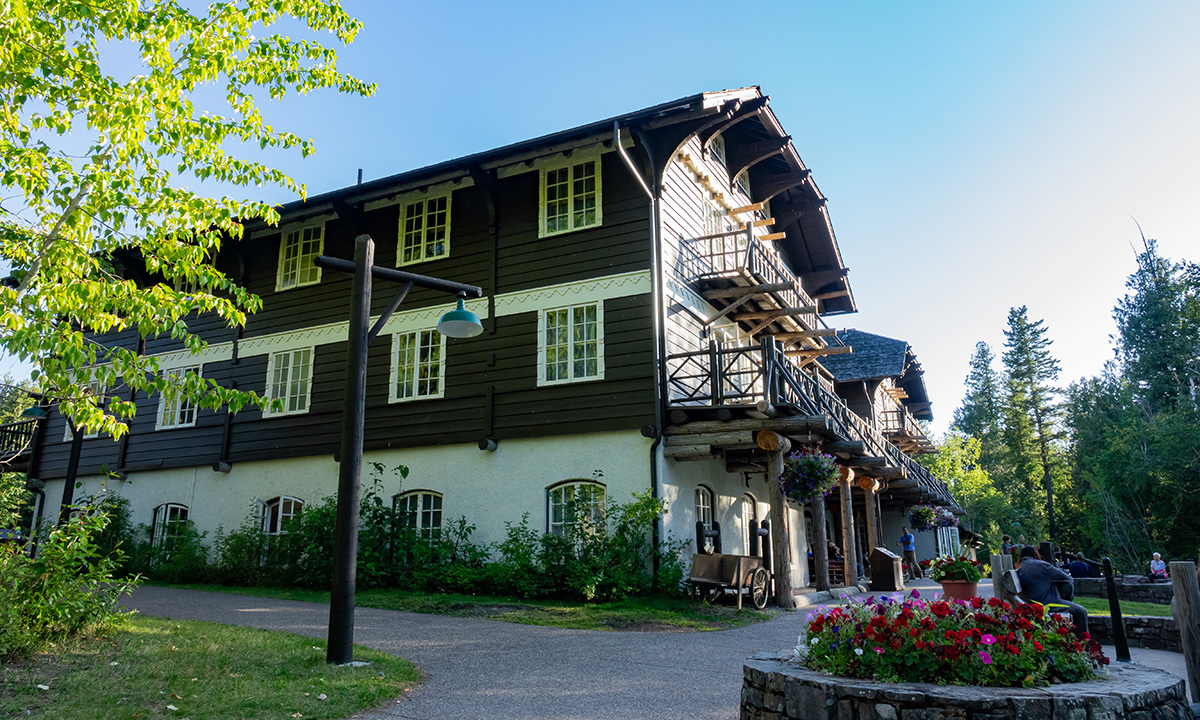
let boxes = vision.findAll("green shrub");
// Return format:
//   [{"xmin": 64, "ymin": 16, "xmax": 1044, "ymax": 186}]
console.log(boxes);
[
  {"xmin": 0, "ymin": 501, "xmax": 139, "ymax": 658},
  {"xmin": 131, "ymin": 518, "xmax": 212, "ymax": 584}
]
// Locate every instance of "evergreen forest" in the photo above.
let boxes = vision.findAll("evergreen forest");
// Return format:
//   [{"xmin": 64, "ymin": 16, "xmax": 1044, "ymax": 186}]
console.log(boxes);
[{"xmin": 932, "ymin": 239, "xmax": 1200, "ymax": 572}]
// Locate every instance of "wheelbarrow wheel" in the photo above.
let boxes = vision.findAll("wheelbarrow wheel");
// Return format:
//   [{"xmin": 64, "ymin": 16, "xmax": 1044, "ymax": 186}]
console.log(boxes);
[{"xmin": 749, "ymin": 567, "xmax": 770, "ymax": 610}]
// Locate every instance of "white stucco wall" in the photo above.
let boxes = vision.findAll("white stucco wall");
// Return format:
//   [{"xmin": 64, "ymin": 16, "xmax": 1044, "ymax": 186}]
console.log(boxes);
[
  {"xmin": 35, "ymin": 429, "xmax": 655, "ymax": 548},
  {"xmin": 660, "ymin": 456, "xmax": 810, "ymax": 589}
]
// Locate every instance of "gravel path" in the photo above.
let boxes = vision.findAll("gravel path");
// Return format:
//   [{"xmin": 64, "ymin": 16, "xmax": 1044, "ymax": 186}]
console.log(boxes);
[{"xmin": 124, "ymin": 581, "xmax": 1190, "ymax": 720}]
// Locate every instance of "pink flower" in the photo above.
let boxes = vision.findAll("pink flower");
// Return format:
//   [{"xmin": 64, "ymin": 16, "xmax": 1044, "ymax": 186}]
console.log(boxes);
[
  {"xmin": 873, "ymin": 647, "xmax": 884, "ymax": 654},
  {"xmin": 981, "ymin": 634, "xmax": 997, "ymax": 645},
  {"xmin": 979, "ymin": 650, "xmax": 992, "ymax": 664}
]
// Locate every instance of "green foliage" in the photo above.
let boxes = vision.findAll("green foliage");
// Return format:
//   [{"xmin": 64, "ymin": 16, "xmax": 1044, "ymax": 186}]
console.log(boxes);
[
  {"xmin": 137, "ymin": 479, "xmax": 682, "ymax": 604},
  {"xmin": 0, "ymin": 0, "xmax": 374, "ymax": 436},
  {"xmin": 926, "ymin": 555, "xmax": 984, "ymax": 583},
  {"xmin": 0, "ymin": 500, "xmax": 139, "ymax": 658},
  {"xmin": 920, "ymin": 434, "xmax": 1009, "ymax": 549},
  {"xmin": 778, "ymin": 447, "xmax": 841, "ymax": 504},
  {"xmin": 0, "ymin": 374, "xmax": 37, "ymax": 531}
]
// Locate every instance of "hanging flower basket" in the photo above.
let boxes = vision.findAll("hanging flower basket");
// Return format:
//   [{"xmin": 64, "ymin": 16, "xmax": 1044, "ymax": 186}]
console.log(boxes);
[
  {"xmin": 778, "ymin": 445, "xmax": 842, "ymax": 504},
  {"xmin": 909, "ymin": 505, "xmax": 959, "ymax": 532}
]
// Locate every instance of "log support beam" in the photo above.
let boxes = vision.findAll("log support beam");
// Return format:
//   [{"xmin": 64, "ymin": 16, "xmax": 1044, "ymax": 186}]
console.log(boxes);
[{"xmin": 758, "ymin": 430, "xmax": 795, "ymax": 608}]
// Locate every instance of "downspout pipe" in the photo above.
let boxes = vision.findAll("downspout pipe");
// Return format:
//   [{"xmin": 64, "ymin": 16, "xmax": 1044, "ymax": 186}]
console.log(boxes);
[{"xmin": 615, "ymin": 121, "xmax": 667, "ymax": 577}]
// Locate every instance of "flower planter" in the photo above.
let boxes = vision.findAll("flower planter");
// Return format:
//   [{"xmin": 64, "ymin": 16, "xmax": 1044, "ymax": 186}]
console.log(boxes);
[
  {"xmin": 741, "ymin": 655, "xmax": 1190, "ymax": 720},
  {"xmin": 938, "ymin": 579, "xmax": 978, "ymax": 601}
]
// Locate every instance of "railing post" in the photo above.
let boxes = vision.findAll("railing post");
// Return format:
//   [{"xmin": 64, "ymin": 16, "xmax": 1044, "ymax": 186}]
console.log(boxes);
[
  {"xmin": 762, "ymin": 340, "xmax": 777, "ymax": 407},
  {"xmin": 743, "ymin": 226, "xmax": 754, "ymax": 271},
  {"xmin": 708, "ymin": 340, "xmax": 721, "ymax": 405},
  {"xmin": 1103, "ymin": 557, "xmax": 1132, "ymax": 662}
]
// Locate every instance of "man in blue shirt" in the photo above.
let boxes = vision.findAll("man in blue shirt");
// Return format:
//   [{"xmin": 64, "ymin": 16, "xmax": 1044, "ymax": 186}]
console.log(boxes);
[{"xmin": 897, "ymin": 527, "xmax": 923, "ymax": 579}]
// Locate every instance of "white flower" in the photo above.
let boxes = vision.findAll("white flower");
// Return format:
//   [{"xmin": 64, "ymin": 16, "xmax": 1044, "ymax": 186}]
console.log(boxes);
[
  {"xmin": 810, "ymin": 637, "xmax": 821, "ymax": 646},
  {"xmin": 854, "ymin": 648, "xmax": 864, "ymax": 656}
]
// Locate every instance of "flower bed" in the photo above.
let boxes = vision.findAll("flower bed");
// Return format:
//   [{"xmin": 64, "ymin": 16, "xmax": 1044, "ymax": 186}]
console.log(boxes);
[
  {"xmin": 797, "ymin": 591, "xmax": 1107, "ymax": 687},
  {"xmin": 742, "ymin": 656, "xmax": 1188, "ymax": 720}
]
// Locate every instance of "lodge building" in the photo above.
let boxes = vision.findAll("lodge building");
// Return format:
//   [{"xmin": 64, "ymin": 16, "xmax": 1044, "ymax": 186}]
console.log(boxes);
[{"xmin": 1, "ymin": 87, "xmax": 961, "ymax": 594}]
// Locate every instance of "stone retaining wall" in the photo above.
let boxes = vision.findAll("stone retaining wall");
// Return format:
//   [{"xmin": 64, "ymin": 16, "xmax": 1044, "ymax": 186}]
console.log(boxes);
[
  {"xmin": 742, "ymin": 655, "xmax": 1190, "ymax": 720},
  {"xmin": 1089, "ymin": 615, "xmax": 1183, "ymax": 653},
  {"xmin": 1074, "ymin": 577, "xmax": 1175, "ymax": 605}
]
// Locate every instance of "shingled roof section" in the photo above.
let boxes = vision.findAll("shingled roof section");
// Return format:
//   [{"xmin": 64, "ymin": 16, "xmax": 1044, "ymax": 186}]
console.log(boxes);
[
  {"xmin": 820, "ymin": 329, "xmax": 908, "ymax": 382},
  {"xmin": 821, "ymin": 329, "xmax": 933, "ymax": 420}
]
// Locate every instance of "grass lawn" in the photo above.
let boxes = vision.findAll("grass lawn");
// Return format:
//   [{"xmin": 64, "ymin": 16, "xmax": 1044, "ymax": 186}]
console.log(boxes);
[
  {"xmin": 1076, "ymin": 597, "xmax": 1173, "ymax": 617},
  {"xmin": 152, "ymin": 583, "xmax": 774, "ymax": 631},
  {"xmin": 0, "ymin": 615, "xmax": 419, "ymax": 720}
]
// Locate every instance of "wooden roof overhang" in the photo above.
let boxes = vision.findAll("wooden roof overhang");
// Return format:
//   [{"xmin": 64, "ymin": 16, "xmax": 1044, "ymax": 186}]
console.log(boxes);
[{"xmin": 663, "ymin": 417, "xmax": 960, "ymax": 512}]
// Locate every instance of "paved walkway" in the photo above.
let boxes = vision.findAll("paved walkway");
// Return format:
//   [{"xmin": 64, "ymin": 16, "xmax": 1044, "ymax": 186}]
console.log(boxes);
[{"xmin": 124, "ymin": 582, "xmax": 1190, "ymax": 720}]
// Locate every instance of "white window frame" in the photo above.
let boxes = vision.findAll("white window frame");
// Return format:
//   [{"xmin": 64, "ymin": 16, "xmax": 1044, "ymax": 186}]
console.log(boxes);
[
  {"xmin": 264, "ymin": 348, "xmax": 314, "ymax": 417},
  {"xmin": 734, "ymin": 170, "xmax": 751, "ymax": 197},
  {"xmin": 538, "ymin": 153, "xmax": 602, "ymax": 237},
  {"xmin": 740, "ymin": 493, "xmax": 758, "ymax": 554},
  {"xmin": 393, "ymin": 491, "xmax": 443, "ymax": 544},
  {"xmin": 708, "ymin": 135, "xmax": 726, "ymax": 166},
  {"xmin": 547, "ymin": 481, "xmax": 606, "ymax": 537},
  {"xmin": 389, "ymin": 329, "xmax": 446, "ymax": 403},
  {"xmin": 537, "ymin": 300, "xmax": 604, "ymax": 386},
  {"xmin": 398, "ymin": 194, "xmax": 451, "ymax": 266},
  {"xmin": 261, "ymin": 496, "xmax": 304, "ymax": 536},
  {"xmin": 694, "ymin": 486, "xmax": 713, "ymax": 532},
  {"xmin": 63, "ymin": 377, "xmax": 106, "ymax": 441},
  {"xmin": 275, "ymin": 222, "xmax": 324, "ymax": 291},
  {"xmin": 150, "ymin": 503, "xmax": 189, "ymax": 549},
  {"xmin": 156, "ymin": 365, "xmax": 201, "ymax": 430}
]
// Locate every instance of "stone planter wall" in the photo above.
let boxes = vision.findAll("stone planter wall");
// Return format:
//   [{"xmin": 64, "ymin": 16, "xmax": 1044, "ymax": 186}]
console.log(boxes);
[
  {"xmin": 1088, "ymin": 615, "xmax": 1183, "ymax": 653},
  {"xmin": 742, "ymin": 655, "xmax": 1190, "ymax": 720},
  {"xmin": 1074, "ymin": 577, "xmax": 1174, "ymax": 605}
]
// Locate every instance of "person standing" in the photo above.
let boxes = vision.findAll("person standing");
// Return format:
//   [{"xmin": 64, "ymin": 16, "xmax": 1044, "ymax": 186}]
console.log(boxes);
[
  {"xmin": 897, "ymin": 527, "xmax": 923, "ymax": 579},
  {"xmin": 1000, "ymin": 535, "xmax": 1013, "ymax": 554}
]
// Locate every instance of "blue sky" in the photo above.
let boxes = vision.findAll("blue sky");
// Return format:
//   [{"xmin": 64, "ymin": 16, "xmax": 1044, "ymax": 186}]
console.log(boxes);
[{"xmin": 6, "ymin": 1, "xmax": 1199, "ymax": 434}]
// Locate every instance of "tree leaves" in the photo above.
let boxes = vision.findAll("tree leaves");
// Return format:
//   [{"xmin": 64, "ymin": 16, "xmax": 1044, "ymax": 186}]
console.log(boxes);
[{"xmin": 0, "ymin": 0, "xmax": 374, "ymax": 435}]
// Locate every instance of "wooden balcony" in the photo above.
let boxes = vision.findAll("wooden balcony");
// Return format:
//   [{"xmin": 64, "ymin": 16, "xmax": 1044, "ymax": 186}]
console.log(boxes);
[
  {"xmin": 880, "ymin": 407, "xmax": 936, "ymax": 455},
  {"xmin": 678, "ymin": 228, "xmax": 832, "ymax": 351},
  {"xmin": 665, "ymin": 340, "xmax": 957, "ymax": 509},
  {"xmin": 0, "ymin": 419, "xmax": 38, "ymax": 473}
]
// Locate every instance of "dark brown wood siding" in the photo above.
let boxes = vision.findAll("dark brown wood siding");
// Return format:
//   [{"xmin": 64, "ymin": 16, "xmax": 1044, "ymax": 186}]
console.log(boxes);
[{"xmin": 34, "ymin": 153, "xmax": 655, "ymax": 479}]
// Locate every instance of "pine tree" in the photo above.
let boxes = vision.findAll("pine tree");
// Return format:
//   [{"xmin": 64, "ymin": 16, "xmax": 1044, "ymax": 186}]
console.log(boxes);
[
  {"xmin": 1114, "ymin": 239, "xmax": 1200, "ymax": 414},
  {"xmin": 951, "ymin": 342, "xmax": 1005, "ymax": 474},
  {"xmin": 1001, "ymin": 306, "xmax": 1063, "ymax": 542}
]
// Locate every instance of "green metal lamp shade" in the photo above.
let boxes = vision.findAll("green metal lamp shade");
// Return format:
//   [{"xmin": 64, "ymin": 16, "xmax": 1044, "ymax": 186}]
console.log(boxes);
[{"xmin": 437, "ymin": 297, "xmax": 484, "ymax": 338}]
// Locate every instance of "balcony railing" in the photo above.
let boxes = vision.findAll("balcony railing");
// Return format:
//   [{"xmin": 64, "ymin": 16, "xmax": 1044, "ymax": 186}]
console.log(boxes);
[
  {"xmin": 666, "ymin": 340, "xmax": 952, "ymax": 502},
  {"xmin": 678, "ymin": 228, "xmax": 819, "ymax": 332},
  {"xmin": 0, "ymin": 419, "xmax": 37, "ymax": 461}
]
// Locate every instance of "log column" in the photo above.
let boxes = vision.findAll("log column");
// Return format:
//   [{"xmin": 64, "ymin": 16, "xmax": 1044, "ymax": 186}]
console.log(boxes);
[
  {"xmin": 839, "ymin": 466, "xmax": 858, "ymax": 585},
  {"xmin": 758, "ymin": 430, "xmax": 794, "ymax": 608},
  {"xmin": 859, "ymin": 476, "xmax": 879, "ymax": 555},
  {"xmin": 810, "ymin": 493, "xmax": 830, "ymax": 592}
]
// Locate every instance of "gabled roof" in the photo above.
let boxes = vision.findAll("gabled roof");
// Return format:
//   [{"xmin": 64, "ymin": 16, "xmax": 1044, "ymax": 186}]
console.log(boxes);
[
  {"xmin": 247, "ymin": 87, "xmax": 855, "ymax": 314},
  {"xmin": 821, "ymin": 329, "xmax": 933, "ymax": 420}
]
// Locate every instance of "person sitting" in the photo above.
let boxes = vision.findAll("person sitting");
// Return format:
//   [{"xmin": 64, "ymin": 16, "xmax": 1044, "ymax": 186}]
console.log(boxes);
[
  {"xmin": 1066, "ymin": 555, "xmax": 1092, "ymax": 578},
  {"xmin": 1149, "ymin": 552, "xmax": 1169, "ymax": 582},
  {"xmin": 826, "ymin": 540, "xmax": 843, "ymax": 560},
  {"xmin": 1016, "ymin": 546, "xmax": 1088, "ymax": 635}
]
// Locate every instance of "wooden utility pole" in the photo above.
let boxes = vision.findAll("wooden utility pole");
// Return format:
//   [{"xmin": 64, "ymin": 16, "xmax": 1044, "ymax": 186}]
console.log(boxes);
[
  {"xmin": 839, "ymin": 466, "xmax": 857, "ymax": 584},
  {"xmin": 758, "ymin": 430, "xmax": 794, "ymax": 608},
  {"xmin": 1169, "ymin": 561, "xmax": 1200, "ymax": 702}
]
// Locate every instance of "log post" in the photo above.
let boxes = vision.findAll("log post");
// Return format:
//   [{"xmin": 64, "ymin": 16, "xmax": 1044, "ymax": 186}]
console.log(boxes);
[
  {"xmin": 990, "ymin": 554, "xmax": 1006, "ymax": 604},
  {"xmin": 839, "ymin": 466, "xmax": 858, "ymax": 584},
  {"xmin": 859, "ymin": 476, "xmax": 878, "ymax": 555},
  {"xmin": 810, "ymin": 493, "xmax": 830, "ymax": 593},
  {"xmin": 1169, "ymin": 561, "xmax": 1200, "ymax": 702},
  {"xmin": 759, "ymin": 430, "xmax": 794, "ymax": 608}
]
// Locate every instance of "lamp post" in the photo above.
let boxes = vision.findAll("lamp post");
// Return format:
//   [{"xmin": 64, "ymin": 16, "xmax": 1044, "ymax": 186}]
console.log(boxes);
[{"xmin": 317, "ymin": 234, "xmax": 482, "ymax": 665}]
